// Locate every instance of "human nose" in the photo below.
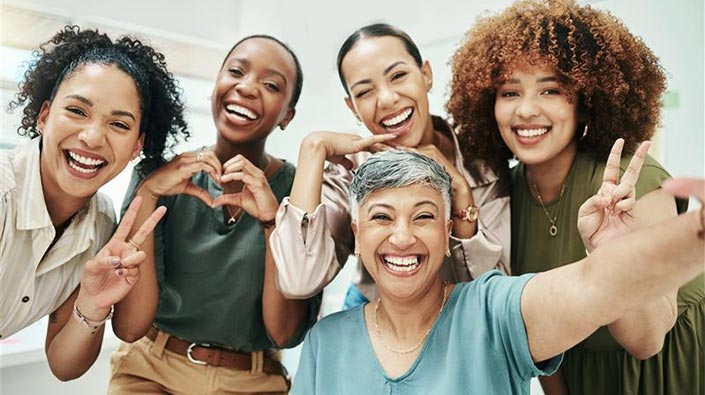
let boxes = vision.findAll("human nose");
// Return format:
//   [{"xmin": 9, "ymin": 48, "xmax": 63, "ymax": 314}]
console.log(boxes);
[
  {"xmin": 388, "ymin": 221, "xmax": 416, "ymax": 250},
  {"xmin": 515, "ymin": 96, "xmax": 540, "ymax": 119},
  {"xmin": 235, "ymin": 75, "xmax": 258, "ymax": 98},
  {"xmin": 376, "ymin": 85, "xmax": 399, "ymax": 110},
  {"xmin": 78, "ymin": 122, "xmax": 107, "ymax": 148}
]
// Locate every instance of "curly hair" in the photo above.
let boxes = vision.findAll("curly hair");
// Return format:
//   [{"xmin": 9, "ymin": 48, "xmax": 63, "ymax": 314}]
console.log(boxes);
[
  {"xmin": 8, "ymin": 25, "xmax": 190, "ymax": 174},
  {"xmin": 447, "ymin": 0, "xmax": 666, "ymax": 175}
]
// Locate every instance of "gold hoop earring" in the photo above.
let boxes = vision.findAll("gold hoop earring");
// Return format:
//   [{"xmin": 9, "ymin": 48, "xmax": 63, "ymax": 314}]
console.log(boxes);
[
  {"xmin": 354, "ymin": 250, "xmax": 360, "ymax": 257},
  {"xmin": 445, "ymin": 249, "xmax": 451, "ymax": 257},
  {"xmin": 580, "ymin": 124, "xmax": 589, "ymax": 141}
]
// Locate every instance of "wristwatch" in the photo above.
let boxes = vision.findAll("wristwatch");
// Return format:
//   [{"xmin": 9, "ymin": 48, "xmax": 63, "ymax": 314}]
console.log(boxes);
[{"xmin": 453, "ymin": 205, "xmax": 479, "ymax": 222}]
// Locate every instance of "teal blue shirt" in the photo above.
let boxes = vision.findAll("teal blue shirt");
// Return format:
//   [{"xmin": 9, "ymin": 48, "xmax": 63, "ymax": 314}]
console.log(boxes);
[{"xmin": 292, "ymin": 271, "xmax": 561, "ymax": 394}]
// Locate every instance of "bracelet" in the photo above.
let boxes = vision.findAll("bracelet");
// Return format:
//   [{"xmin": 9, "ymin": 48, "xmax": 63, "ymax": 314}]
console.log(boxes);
[
  {"xmin": 72, "ymin": 300, "xmax": 113, "ymax": 334},
  {"xmin": 698, "ymin": 205, "xmax": 704, "ymax": 240},
  {"xmin": 260, "ymin": 218, "xmax": 276, "ymax": 229}
]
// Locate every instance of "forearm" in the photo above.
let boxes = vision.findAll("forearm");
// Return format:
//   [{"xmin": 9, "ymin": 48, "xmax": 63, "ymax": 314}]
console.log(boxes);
[
  {"xmin": 46, "ymin": 315, "xmax": 106, "ymax": 380},
  {"xmin": 263, "ymin": 227, "xmax": 310, "ymax": 346},
  {"xmin": 586, "ymin": 211, "xmax": 703, "ymax": 325},
  {"xmin": 450, "ymin": 186, "xmax": 478, "ymax": 238},
  {"xmin": 607, "ymin": 291, "xmax": 678, "ymax": 359},
  {"xmin": 112, "ymin": 187, "xmax": 160, "ymax": 342},
  {"xmin": 289, "ymin": 137, "xmax": 328, "ymax": 212}
]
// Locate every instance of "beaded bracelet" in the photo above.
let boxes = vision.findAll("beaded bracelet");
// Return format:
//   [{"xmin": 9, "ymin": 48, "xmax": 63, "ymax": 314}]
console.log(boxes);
[{"xmin": 72, "ymin": 300, "xmax": 113, "ymax": 334}]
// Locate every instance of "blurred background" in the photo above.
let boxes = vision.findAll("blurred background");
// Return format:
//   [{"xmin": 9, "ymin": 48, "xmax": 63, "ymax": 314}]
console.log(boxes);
[{"xmin": 1, "ymin": 0, "xmax": 702, "ymax": 393}]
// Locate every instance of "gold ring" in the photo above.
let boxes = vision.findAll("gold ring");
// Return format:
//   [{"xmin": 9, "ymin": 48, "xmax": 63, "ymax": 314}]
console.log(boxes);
[
  {"xmin": 196, "ymin": 152, "xmax": 203, "ymax": 162},
  {"xmin": 127, "ymin": 239, "xmax": 141, "ymax": 251}
]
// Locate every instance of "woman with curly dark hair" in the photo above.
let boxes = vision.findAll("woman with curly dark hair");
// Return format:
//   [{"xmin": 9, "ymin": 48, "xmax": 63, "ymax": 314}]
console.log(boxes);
[
  {"xmin": 447, "ymin": 1, "xmax": 703, "ymax": 394},
  {"xmin": 0, "ymin": 25, "xmax": 188, "ymax": 380}
]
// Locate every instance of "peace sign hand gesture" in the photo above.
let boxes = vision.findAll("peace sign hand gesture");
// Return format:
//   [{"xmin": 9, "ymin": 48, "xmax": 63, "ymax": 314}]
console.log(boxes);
[
  {"xmin": 578, "ymin": 138, "xmax": 650, "ymax": 253},
  {"xmin": 75, "ymin": 196, "xmax": 166, "ymax": 319}
]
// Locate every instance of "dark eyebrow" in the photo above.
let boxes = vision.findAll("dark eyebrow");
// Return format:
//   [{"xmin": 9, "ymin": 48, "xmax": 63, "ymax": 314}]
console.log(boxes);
[
  {"xmin": 65, "ymin": 94, "xmax": 135, "ymax": 121},
  {"xmin": 229, "ymin": 57, "xmax": 289, "ymax": 86},
  {"xmin": 500, "ymin": 75, "xmax": 559, "ymax": 85},
  {"xmin": 349, "ymin": 61, "xmax": 408, "ymax": 91}
]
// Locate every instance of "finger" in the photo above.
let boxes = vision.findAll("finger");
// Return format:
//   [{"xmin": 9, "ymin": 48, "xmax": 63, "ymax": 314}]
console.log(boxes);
[
  {"xmin": 221, "ymin": 172, "xmax": 245, "ymax": 183},
  {"xmin": 603, "ymin": 138, "xmax": 625, "ymax": 184},
  {"xmin": 213, "ymin": 193, "xmax": 243, "ymax": 207},
  {"xmin": 578, "ymin": 194, "xmax": 610, "ymax": 217},
  {"xmin": 354, "ymin": 133, "xmax": 397, "ymax": 150},
  {"xmin": 195, "ymin": 151, "xmax": 223, "ymax": 179},
  {"xmin": 84, "ymin": 256, "xmax": 123, "ymax": 275},
  {"xmin": 128, "ymin": 206, "xmax": 167, "ymax": 246},
  {"xmin": 182, "ymin": 184, "xmax": 215, "ymax": 207},
  {"xmin": 662, "ymin": 177, "xmax": 705, "ymax": 201},
  {"xmin": 115, "ymin": 266, "xmax": 140, "ymax": 279},
  {"xmin": 614, "ymin": 197, "xmax": 637, "ymax": 213},
  {"xmin": 222, "ymin": 154, "xmax": 245, "ymax": 169},
  {"xmin": 120, "ymin": 250, "xmax": 147, "ymax": 267},
  {"xmin": 113, "ymin": 196, "xmax": 143, "ymax": 241},
  {"xmin": 619, "ymin": 141, "xmax": 650, "ymax": 187}
]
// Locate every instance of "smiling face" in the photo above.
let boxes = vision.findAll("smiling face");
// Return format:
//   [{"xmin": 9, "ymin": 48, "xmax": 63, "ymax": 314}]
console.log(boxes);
[
  {"xmin": 36, "ymin": 63, "xmax": 143, "ymax": 200},
  {"xmin": 341, "ymin": 36, "xmax": 434, "ymax": 147},
  {"xmin": 352, "ymin": 184, "xmax": 451, "ymax": 301},
  {"xmin": 211, "ymin": 37, "xmax": 297, "ymax": 144},
  {"xmin": 494, "ymin": 65, "xmax": 580, "ymax": 168}
]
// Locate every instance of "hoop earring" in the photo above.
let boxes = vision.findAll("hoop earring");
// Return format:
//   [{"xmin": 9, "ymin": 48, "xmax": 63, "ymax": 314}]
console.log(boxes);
[
  {"xmin": 445, "ymin": 249, "xmax": 451, "ymax": 257},
  {"xmin": 580, "ymin": 124, "xmax": 589, "ymax": 141},
  {"xmin": 356, "ymin": 118, "xmax": 362, "ymax": 126},
  {"xmin": 354, "ymin": 250, "xmax": 360, "ymax": 257}
]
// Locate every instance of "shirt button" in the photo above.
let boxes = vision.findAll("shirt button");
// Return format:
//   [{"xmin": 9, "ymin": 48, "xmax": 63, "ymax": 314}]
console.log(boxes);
[{"xmin": 21, "ymin": 296, "xmax": 30, "ymax": 303}]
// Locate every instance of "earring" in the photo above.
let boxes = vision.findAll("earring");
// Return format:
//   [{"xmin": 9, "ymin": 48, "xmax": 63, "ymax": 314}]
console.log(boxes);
[
  {"xmin": 445, "ymin": 249, "xmax": 451, "ymax": 257},
  {"xmin": 354, "ymin": 250, "xmax": 360, "ymax": 257},
  {"xmin": 580, "ymin": 124, "xmax": 589, "ymax": 141},
  {"xmin": 355, "ymin": 118, "xmax": 362, "ymax": 126},
  {"xmin": 280, "ymin": 125, "xmax": 286, "ymax": 131},
  {"xmin": 37, "ymin": 128, "xmax": 43, "ymax": 136}
]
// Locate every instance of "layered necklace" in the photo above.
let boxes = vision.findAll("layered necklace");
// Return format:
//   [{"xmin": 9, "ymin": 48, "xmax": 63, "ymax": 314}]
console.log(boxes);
[
  {"xmin": 373, "ymin": 284, "xmax": 449, "ymax": 355},
  {"xmin": 531, "ymin": 182, "xmax": 567, "ymax": 237}
]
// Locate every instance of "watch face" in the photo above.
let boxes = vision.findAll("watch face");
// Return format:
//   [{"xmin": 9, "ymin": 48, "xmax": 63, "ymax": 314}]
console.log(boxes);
[{"xmin": 465, "ymin": 206, "xmax": 479, "ymax": 221}]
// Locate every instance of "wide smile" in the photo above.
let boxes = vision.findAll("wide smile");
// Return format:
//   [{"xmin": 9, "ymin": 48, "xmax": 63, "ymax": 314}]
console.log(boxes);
[
  {"xmin": 224, "ymin": 102, "xmax": 260, "ymax": 122},
  {"xmin": 379, "ymin": 254, "xmax": 424, "ymax": 276},
  {"xmin": 512, "ymin": 125, "xmax": 551, "ymax": 145},
  {"xmin": 379, "ymin": 107, "xmax": 414, "ymax": 135},
  {"xmin": 64, "ymin": 149, "xmax": 107, "ymax": 177}
]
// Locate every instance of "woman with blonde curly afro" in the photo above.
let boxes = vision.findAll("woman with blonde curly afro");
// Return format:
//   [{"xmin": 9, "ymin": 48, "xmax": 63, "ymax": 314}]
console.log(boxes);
[{"xmin": 447, "ymin": 0, "xmax": 703, "ymax": 394}]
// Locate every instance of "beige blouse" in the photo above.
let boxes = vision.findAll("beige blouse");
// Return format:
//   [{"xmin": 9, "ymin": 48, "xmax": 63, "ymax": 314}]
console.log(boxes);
[{"xmin": 270, "ymin": 117, "xmax": 510, "ymax": 299}]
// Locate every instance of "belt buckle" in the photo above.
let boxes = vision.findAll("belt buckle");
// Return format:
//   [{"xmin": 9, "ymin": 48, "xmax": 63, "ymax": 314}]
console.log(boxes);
[{"xmin": 187, "ymin": 343, "xmax": 210, "ymax": 365}]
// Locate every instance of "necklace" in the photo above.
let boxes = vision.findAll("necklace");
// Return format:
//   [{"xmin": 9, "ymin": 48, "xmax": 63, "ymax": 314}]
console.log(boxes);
[
  {"xmin": 224, "ymin": 155, "xmax": 274, "ymax": 225},
  {"xmin": 531, "ymin": 182, "xmax": 567, "ymax": 237},
  {"xmin": 373, "ymin": 284, "xmax": 449, "ymax": 355}
]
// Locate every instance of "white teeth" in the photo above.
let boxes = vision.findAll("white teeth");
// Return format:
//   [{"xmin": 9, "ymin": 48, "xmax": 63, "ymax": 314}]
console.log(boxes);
[
  {"xmin": 516, "ymin": 128, "xmax": 548, "ymax": 137},
  {"xmin": 68, "ymin": 160, "xmax": 99, "ymax": 174},
  {"xmin": 225, "ymin": 104, "xmax": 258, "ymax": 120},
  {"xmin": 383, "ymin": 255, "xmax": 420, "ymax": 272},
  {"xmin": 381, "ymin": 108, "xmax": 412, "ymax": 127},
  {"xmin": 68, "ymin": 151, "xmax": 105, "ymax": 166}
]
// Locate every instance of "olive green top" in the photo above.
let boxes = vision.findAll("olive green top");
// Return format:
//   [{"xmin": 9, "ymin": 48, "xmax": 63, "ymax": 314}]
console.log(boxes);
[
  {"xmin": 123, "ymin": 159, "xmax": 321, "ymax": 351},
  {"xmin": 510, "ymin": 150, "xmax": 704, "ymax": 394}
]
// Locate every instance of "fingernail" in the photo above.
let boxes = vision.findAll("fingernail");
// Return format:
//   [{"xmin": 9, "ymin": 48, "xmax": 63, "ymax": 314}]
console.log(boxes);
[{"xmin": 110, "ymin": 258, "xmax": 121, "ymax": 267}]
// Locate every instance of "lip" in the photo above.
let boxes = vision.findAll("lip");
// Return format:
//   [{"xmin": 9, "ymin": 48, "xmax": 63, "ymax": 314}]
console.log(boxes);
[
  {"xmin": 511, "ymin": 124, "xmax": 551, "ymax": 146},
  {"xmin": 222, "ymin": 99, "xmax": 261, "ymax": 125},
  {"xmin": 378, "ymin": 253, "xmax": 425, "ymax": 277},
  {"xmin": 378, "ymin": 106, "xmax": 414, "ymax": 138},
  {"xmin": 62, "ymin": 148, "xmax": 108, "ymax": 179}
]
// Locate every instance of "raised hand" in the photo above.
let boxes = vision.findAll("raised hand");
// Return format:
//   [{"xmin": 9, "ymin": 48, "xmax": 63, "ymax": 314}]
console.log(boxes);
[
  {"xmin": 214, "ymin": 155, "xmax": 279, "ymax": 222},
  {"xmin": 578, "ymin": 139, "xmax": 650, "ymax": 252},
  {"xmin": 303, "ymin": 131, "xmax": 396, "ymax": 170},
  {"xmin": 76, "ymin": 196, "xmax": 166, "ymax": 319},
  {"xmin": 139, "ymin": 150, "xmax": 222, "ymax": 207}
]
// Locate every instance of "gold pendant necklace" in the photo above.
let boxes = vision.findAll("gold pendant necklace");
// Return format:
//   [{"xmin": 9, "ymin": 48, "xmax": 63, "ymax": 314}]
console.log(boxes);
[
  {"xmin": 531, "ymin": 183, "xmax": 567, "ymax": 237},
  {"xmin": 373, "ymin": 284, "xmax": 448, "ymax": 355}
]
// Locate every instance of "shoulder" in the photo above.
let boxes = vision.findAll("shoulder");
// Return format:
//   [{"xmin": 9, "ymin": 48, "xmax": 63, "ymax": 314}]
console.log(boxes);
[{"xmin": 307, "ymin": 306, "xmax": 364, "ymax": 343}]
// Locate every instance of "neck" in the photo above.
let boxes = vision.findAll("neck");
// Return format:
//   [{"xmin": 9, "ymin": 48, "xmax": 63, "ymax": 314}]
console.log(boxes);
[
  {"xmin": 40, "ymin": 166, "xmax": 90, "ymax": 230},
  {"xmin": 526, "ymin": 142, "xmax": 577, "ymax": 202},
  {"xmin": 213, "ymin": 135, "xmax": 269, "ymax": 169},
  {"xmin": 377, "ymin": 279, "xmax": 447, "ymax": 339}
]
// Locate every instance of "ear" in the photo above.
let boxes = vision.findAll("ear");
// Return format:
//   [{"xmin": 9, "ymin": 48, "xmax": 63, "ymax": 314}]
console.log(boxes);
[
  {"xmin": 36, "ymin": 101, "xmax": 51, "ymax": 132},
  {"xmin": 279, "ymin": 107, "xmax": 296, "ymax": 131},
  {"xmin": 131, "ymin": 133, "xmax": 145, "ymax": 160},
  {"xmin": 344, "ymin": 96, "xmax": 361, "ymax": 123},
  {"xmin": 421, "ymin": 60, "xmax": 433, "ymax": 93},
  {"xmin": 351, "ymin": 221, "xmax": 360, "ymax": 253}
]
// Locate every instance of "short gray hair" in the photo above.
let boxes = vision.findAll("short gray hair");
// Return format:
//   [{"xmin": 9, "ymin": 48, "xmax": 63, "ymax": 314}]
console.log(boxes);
[{"xmin": 349, "ymin": 150, "xmax": 452, "ymax": 222}]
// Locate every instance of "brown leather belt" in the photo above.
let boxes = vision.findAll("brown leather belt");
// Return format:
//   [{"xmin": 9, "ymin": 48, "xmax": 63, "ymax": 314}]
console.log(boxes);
[{"xmin": 145, "ymin": 326, "xmax": 285, "ymax": 376}]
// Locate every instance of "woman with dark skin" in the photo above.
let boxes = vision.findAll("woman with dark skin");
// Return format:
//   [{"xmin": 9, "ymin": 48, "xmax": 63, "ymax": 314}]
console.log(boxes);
[
  {"xmin": 448, "ymin": 0, "xmax": 703, "ymax": 393},
  {"xmin": 108, "ymin": 35, "xmax": 319, "ymax": 394},
  {"xmin": 1, "ymin": 25, "xmax": 186, "ymax": 380}
]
